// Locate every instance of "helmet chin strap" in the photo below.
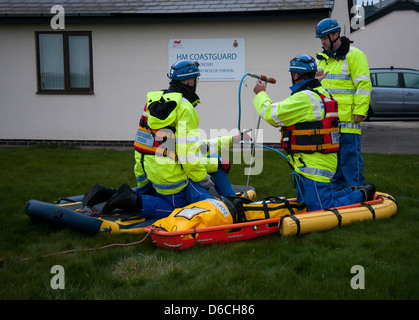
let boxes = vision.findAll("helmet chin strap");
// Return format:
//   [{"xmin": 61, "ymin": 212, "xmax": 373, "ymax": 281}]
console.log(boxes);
[
  {"xmin": 326, "ymin": 32, "xmax": 340, "ymax": 54},
  {"xmin": 186, "ymin": 78, "xmax": 197, "ymax": 92},
  {"xmin": 291, "ymin": 72, "xmax": 303, "ymax": 86},
  {"xmin": 192, "ymin": 78, "xmax": 197, "ymax": 92}
]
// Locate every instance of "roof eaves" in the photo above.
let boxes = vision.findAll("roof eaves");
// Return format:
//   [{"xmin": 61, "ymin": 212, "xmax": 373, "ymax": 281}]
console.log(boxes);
[{"xmin": 0, "ymin": 8, "xmax": 331, "ymax": 24}]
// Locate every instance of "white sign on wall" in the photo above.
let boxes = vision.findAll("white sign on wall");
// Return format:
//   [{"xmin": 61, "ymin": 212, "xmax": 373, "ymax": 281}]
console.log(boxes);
[{"xmin": 168, "ymin": 38, "xmax": 245, "ymax": 81}]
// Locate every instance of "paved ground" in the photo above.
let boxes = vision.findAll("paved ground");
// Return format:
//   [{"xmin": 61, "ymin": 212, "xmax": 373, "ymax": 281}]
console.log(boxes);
[{"xmin": 361, "ymin": 121, "xmax": 419, "ymax": 155}]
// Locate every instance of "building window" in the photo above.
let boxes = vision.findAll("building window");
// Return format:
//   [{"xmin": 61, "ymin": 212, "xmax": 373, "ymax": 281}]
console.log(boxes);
[{"xmin": 36, "ymin": 31, "xmax": 93, "ymax": 94}]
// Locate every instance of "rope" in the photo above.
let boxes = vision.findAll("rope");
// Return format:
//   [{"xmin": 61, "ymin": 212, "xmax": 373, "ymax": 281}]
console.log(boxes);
[
  {"xmin": 289, "ymin": 171, "xmax": 305, "ymax": 204},
  {"xmin": 238, "ymin": 73, "xmax": 250, "ymax": 133},
  {"xmin": 19, "ymin": 227, "xmax": 155, "ymax": 262}
]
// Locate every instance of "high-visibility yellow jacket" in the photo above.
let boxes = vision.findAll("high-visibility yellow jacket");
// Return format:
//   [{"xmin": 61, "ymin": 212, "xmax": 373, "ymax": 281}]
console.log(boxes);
[
  {"xmin": 253, "ymin": 79, "xmax": 337, "ymax": 183},
  {"xmin": 134, "ymin": 90, "xmax": 232, "ymax": 195},
  {"xmin": 316, "ymin": 37, "xmax": 371, "ymax": 135}
]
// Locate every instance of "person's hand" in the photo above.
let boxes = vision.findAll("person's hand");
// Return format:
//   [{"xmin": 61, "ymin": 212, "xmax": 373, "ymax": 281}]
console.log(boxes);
[
  {"xmin": 253, "ymin": 80, "xmax": 266, "ymax": 94},
  {"xmin": 233, "ymin": 129, "xmax": 252, "ymax": 144},
  {"xmin": 354, "ymin": 114, "xmax": 364, "ymax": 123},
  {"xmin": 198, "ymin": 174, "xmax": 215, "ymax": 189},
  {"xmin": 315, "ymin": 69, "xmax": 329, "ymax": 81}
]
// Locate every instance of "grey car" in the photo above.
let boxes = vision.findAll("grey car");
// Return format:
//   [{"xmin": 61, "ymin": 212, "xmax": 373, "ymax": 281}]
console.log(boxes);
[{"xmin": 365, "ymin": 67, "xmax": 419, "ymax": 120}]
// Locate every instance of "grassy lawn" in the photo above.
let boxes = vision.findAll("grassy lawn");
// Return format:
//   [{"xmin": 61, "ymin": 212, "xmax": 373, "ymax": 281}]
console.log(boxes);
[{"xmin": 0, "ymin": 145, "xmax": 418, "ymax": 300}]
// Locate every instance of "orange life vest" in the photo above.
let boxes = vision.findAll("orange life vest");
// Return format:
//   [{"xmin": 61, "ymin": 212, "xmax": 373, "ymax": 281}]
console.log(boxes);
[
  {"xmin": 281, "ymin": 91, "xmax": 339, "ymax": 154},
  {"xmin": 134, "ymin": 104, "xmax": 177, "ymax": 160}
]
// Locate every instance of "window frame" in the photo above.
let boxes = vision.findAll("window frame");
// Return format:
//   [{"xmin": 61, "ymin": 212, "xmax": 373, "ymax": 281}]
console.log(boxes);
[
  {"xmin": 370, "ymin": 72, "xmax": 377, "ymax": 87},
  {"xmin": 35, "ymin": 31, "xmax": 94, "ymax": 94}
]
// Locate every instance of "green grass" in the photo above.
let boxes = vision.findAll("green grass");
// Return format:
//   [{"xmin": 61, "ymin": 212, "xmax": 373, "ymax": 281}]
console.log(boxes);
[{"xmin": 0, "ymin": 145, "xmax": 418, "ymax": 300}]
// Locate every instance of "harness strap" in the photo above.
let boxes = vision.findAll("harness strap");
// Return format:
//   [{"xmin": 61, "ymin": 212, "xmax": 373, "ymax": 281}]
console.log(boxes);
[
  {"xmin": 325, "ymin": 208, "xmax": 342, "ymax": 228},
  {"xmin": 379, "ymin": 194, "xmax": 398, "ymax": 206},
  {"xmin": 191, "ymin": 228, "xmax": 197, "ymax": 239},
  {"xmin": 360, "ymin": 202, "xmax": 376, "ymax": 219},
  {"xmin": 242, "ymin": 197, "xmax": 301, "ymax": 216},
  {"xmin": 140, "ymin": 153, "xmax": 146, "ymax": 172},
  {"xmin": 55, "ymin": 197, "xmax": 78, "ymax": 204},
  {"xmin": 278, "ymin": 214, "xmax": 301, "ymax": 236},
  {"xmin": 283, "ymin": 199, "xmax": 296, "ymax": 216},
  {"xmin": 290, "ymin": 127, "xmax": 337, "ymax": 136},
  {"xmin": 262, "ymin": 200, "xmax": 269, "ymax": 220},
  {"xmin": 289, "ymin": 143, "xmax": 340, "ymax": 152}
]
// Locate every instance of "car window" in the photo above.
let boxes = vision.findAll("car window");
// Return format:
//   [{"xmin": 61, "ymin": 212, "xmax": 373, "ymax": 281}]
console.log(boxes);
[
  {"xmin": 375, "ymin": 72, "xmax": 399, "ymax": 87},
  {"xmin": 403, "ymin": 73, "xmax": 419, "ymax": 89}
]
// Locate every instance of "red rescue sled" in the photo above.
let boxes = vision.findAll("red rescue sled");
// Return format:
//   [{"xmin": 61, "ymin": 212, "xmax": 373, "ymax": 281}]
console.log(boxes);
[{"xmin": 143, "ymin": 192, "xmax": 397, "ymax": 250}]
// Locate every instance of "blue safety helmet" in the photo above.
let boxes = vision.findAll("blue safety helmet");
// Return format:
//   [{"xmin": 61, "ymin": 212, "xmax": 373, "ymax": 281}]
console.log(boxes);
[
  {"xmin": 315, "ymin": 18, "xmax": 341, "ymax": 38},
  {"xmin": 168, "ymin": 60, "xmax": 201, "ymax": 81},
  {"xmin": 289, "ymin": 54, "xmax": 317, "ymax": 74}
]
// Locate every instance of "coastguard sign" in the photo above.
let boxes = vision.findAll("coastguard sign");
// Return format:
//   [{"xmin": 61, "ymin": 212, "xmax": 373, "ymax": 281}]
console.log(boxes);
[{"xmin": 168, "ymin": 38, "xmax": 245, "ymax": 81}]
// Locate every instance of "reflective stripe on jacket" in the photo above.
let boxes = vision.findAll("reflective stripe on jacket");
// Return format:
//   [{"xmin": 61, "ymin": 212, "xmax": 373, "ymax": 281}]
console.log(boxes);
[{"xmin": 317, "ymin": 45, "xmax": 371, "ymax": 134}]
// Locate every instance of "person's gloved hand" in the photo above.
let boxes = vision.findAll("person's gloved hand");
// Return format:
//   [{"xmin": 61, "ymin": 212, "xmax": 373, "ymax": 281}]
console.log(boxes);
[
  {"xmin": 218, "ymin": 158, "xmax": 231, "ymax": 174},
  {"xmin": 233, "ymin": 129, "xmax": 252, "ymax": 144},
  {"xmin": 199, "ymin": 142, "xmax": 209, "ymax": 155},
  {"xmin": 198, "ymin": 174, "xmax": 215, "ymax": 189}
]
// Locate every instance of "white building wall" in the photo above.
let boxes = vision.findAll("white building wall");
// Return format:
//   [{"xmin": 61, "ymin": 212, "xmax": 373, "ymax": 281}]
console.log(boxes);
[
  {"xmin": 331, "ymin": 0, "xmax": 351, "ymax": 37},
  {"xmin": 0, "ymin": 18, "xmax": 323, "ymax": 143},
  {"xmin": 332, "ymin": 3, "xmax": 419, "ymax": 70},
  {"xmin": 349, "ymin": 10, "xmax": 419, "ymax": 69}
]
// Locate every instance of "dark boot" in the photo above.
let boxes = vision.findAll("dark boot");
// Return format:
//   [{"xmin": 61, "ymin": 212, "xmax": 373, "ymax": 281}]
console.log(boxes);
[
  {"xmin": 83, "ymin": 184, "xmax": 116, "ymax": 207},
  {"xmin": 102, "ymin": 183, "xmax": 141, "ymax": 214},
  {"xmin": 359, "ymin": 184, "xmax": 376, "ymax": 202}
]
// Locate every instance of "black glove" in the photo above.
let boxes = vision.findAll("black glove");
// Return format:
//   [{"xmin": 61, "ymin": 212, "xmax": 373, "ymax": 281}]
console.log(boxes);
[{"xmin": 198, "ymin": 174, "xmax": 215, "ymax": 189}]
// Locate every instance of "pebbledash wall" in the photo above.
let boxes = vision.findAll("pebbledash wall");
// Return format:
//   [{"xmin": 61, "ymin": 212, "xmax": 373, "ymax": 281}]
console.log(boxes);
[{"xmin": 0, "ymin": 17, "xmax": 325, "ymax": 147}]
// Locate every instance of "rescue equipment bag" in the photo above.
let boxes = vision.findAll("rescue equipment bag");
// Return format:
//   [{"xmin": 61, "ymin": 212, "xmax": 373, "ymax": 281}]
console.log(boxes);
[
  {"xmin": 281, "ymin": 90, "xmax": 339, "ymax": 154},
  {"xmin": 236, "ymin": 196, "xmax": 307, "ymax": 222},
  {"xmin": 152, "ymin": 197, "xmax": 237, "ymax": 238},
  {"xmin": 134, "ymin": 103, "xmax": 177, "ymax": 160}
]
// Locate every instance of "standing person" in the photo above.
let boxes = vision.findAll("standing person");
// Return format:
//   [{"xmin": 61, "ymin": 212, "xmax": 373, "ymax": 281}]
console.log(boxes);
[
  {"xmin": 315, "ymin": 18, "xmax": 372, "ymax": 190},
  {"xmin": 84, "ymin": 60, "xmax": 244, "ymax": 217},
  {"xmin": 252, "ymin": 54, "xmax": 375, "ymax": 212}
]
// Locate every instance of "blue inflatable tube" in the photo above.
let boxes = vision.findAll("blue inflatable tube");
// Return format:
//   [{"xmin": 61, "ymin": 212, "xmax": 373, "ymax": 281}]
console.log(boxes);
[
  {"xmin": 24, "ymin": 184, "xmax": 255, "ymax": 235},
  {"xmin": 25, "ymin": 199, "xmax": 104, "ymax": 235}
]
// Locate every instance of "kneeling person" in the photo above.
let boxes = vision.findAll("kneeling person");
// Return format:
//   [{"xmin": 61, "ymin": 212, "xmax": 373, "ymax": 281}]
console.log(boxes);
[{"xmin": 252, "ymin": 54, "xmax": 375, "ymax": 212}]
